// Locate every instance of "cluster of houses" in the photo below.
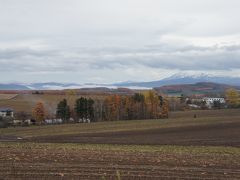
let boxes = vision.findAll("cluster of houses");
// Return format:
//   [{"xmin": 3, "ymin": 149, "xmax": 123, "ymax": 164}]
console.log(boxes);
[
  {"xmin": 187, "ymin": 97, "xmax": 226, "ymax": 109},
  {"xmin": 44, "ymin": 118, "xmax": 90, "ymax": 124},
  {"xmin": 0, "ymin": 108, "xmax": 91, "ymax": 127},
  {"xmin": 44, "ymin": 119, "xmax": 63, "ymax": 124},
  {"xmin": 203, "ymin": 97, "xmax": 226, "ymax": 107}
]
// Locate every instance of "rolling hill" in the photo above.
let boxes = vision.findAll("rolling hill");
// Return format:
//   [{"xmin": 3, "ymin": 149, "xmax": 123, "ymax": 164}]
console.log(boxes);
[{"xmin": 154, "ymin": 82, "xmax": 240, "ymax": 96}]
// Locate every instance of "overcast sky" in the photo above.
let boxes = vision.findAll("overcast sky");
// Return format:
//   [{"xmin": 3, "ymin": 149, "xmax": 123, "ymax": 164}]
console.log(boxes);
[{"xmin": 1, "ymin": 0, "xmax": 240, "ymax": 83}]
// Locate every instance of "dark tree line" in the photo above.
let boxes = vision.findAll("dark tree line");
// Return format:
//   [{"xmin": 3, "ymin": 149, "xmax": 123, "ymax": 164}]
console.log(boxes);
[
  {"xmin": 56, "ymin": 97, "xmax": 94, "ymax": 122},
  {"xmin": 75, "ymin": 97, "xmax": 94, "ymax": 120},
  {"xmin": 56, "ymin": 99, "xmax": 70, "ymax": 122}
]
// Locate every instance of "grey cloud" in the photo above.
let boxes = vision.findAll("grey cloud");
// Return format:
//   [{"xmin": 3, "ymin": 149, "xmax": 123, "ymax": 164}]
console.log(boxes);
[
  {"xmin": 1, "ymin": 0, "xmax": 240, "ymax": 82},
  {"xmin": 0, "ymin": 44, "xmax": 240, "ymax": 73}
]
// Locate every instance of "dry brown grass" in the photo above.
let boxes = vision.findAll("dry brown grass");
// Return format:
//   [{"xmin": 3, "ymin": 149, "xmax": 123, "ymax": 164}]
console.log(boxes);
[
  {"xmin": 169, "ymin": 108, "xmax": 240, "ymax": 118},
  {"xmin": 0, "ymin": 94, "xmax": 18, "ymax": 100},
  {"xmin": 0, "ymin": 94, "xmax": 106, "ymax": 114}
]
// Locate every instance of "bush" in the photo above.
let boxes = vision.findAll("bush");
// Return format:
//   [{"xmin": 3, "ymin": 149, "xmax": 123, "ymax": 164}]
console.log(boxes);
[{"xmin": 0, "ymin": 117, "xmax": 8, "ymax": 128}]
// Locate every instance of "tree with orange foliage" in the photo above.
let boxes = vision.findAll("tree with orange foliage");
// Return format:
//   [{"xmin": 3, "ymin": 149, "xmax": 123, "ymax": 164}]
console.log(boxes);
[
  {"xmin": 161, "ymin": 99, "xmax": 169, "ymax": 118},
  {"xmin": 101, "ymin": 92, "xmax": 168, "ymax": 121},
  {"xmin": 32, "ymin": 102, "xmax": 45, "ymax": 123},
  {"xmin": 102, "ymin": 95, "xmax": 124, "ymax": 121}
]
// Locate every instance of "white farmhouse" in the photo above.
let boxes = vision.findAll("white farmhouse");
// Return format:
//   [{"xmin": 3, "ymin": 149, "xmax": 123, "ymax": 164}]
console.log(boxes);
[
  {"xmin": 202, "ymin": 97, "xmax": 225, "ymax": 108},
  {"xmin": 0, "ymin": 108, "xmax": 14, "ymax": 117}
]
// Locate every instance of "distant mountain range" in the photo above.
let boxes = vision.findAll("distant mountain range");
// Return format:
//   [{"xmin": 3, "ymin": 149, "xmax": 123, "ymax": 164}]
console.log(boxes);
[
  {"xmin": 0, "ymin": 82, "xmax": 80, "ymax": 90},
  {"xmin": 113, "ymin": 73, "xmax": 240, "ymax": 88},
  {"xmin": 0, "ymin": 84, "xmax": 31, "ymax": 90},
  {"xmin": 1, "ymin": 73, "xmax": 240, "ymax": 90}
]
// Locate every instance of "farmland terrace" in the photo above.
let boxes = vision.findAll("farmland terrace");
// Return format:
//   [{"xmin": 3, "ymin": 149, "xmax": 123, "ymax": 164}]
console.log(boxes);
[
  {"xmin": 0, "ymin": 143, "xmax": 239, "ymax": 179},
  {"xmin": 0, "ymin": 109, "xmax": 240, "ymax": 147},
  {"xmin": 0, "ymin": 109, "xmax": 240, "ymax": 179}
]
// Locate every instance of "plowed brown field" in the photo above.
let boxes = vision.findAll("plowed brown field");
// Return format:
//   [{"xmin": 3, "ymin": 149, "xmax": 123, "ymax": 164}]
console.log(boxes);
[
  {"xmin": 0, "ymin": 143, "xmax": 239, "ymax": 180},
  {"xmin": 1, "ymin": 109, "xmax": 240, "ymax": 179}
]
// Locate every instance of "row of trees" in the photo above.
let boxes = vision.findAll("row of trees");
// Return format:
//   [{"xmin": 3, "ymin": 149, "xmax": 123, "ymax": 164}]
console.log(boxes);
[
  {"xmin": 99, "ymin": 92, "xmax": 168, "ymax": 121},
  {"xmin": 31, "ymin": 91, "xmax": 169, "ymax": 123},
  {"xmin": 32, "ymin": 97, "xmax": 95, "ymax": 123},
  {"xmin": 29, "ymin": 88, "xmax": 240, "ymax": 123}
]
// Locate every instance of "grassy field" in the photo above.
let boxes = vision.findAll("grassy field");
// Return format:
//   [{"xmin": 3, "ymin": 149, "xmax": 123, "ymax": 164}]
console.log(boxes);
[
  {"xmin": 0, "ymin": 94, "xmax": 18, "ymax": 100},
  {"xmin": 0, "ymin": 94, "xmax": 105, "ymax": 114}
]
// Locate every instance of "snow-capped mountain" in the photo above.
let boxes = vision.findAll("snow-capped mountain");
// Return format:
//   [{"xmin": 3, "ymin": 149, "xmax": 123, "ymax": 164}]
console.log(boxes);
[
  {"xmin": 163, "ymin": 72, "xmax": 212, "ymax": 80},
  {"xmin": 113, "ymin": 73, "xmax": 240, "ymax": 88}
]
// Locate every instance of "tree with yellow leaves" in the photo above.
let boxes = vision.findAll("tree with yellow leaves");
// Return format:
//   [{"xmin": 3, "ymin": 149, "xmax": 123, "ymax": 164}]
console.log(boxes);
[
  {"xmin": 32, "ymin": 102, "xmax": 45, "ymax": 123},
  {"xmin": 144, "ymin": 90, "xmax": 160, "ymax": 119},
  {"xmin": 65, "ymin": 89, "xmax": 77, "ymax": 104},
  {"xmin": 225, "ymin": 88, "xmax": 239, "ymax": 108}
]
